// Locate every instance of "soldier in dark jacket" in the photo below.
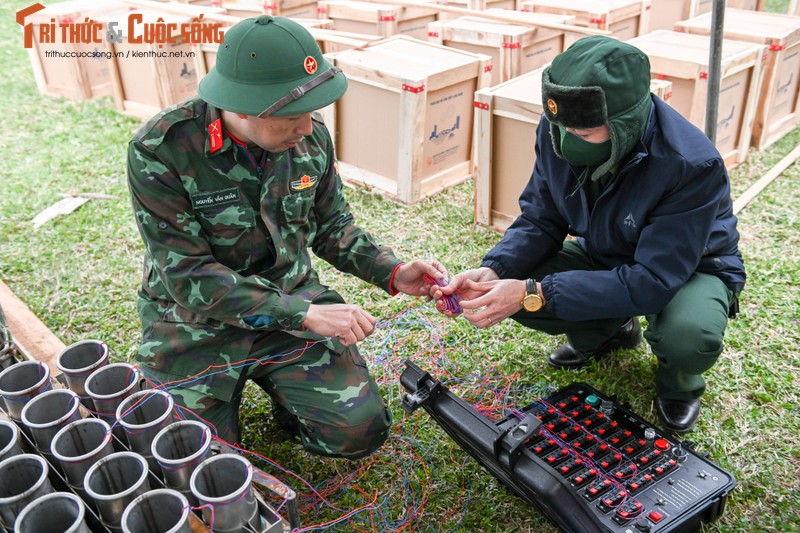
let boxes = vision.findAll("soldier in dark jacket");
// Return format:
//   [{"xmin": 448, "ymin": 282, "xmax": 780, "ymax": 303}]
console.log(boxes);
[
  {"xmin": 433, "ymin": 36, "xmax": 745, "ymax": 434},
  {"xmin": 127, "ymin": 16, "xmax": 445, "ymax": 458}
]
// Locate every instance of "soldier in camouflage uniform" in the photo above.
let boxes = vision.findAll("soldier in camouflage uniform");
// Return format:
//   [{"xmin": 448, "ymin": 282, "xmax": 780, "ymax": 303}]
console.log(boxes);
[{"xmin": 127, "ymin": 16, "xmax": 445, "ymax": 459}]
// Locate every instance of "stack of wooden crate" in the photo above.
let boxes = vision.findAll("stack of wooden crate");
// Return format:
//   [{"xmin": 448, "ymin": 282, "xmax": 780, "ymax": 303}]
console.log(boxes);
[
  {"xmin": 649, "ymin": 0, "xmax": 760, "ymax": 32},
  {"xmin": 323, "ymin": 35, "xmax": 492, "ymax": 204},
  {"xmin": 627, "ymin": 30, "xmax": 766, "ymax": 168},
  {"xmin": 518, "ymin": 0, "xmax": 649, "ymax": 44},
  {"xmin": 675, "ymin": 9, "xmax": 800, "ymax": 150},
  {"xmin": 434, "ymin": 0, "xmax": 517, "ymax": 21},
  {"xmin": 426, "ymin": 10, "xmax": 576, "ymax": 86},
  {"xmin": 316, "ymin": 0, "xmax": 439, "ymax": 41}
]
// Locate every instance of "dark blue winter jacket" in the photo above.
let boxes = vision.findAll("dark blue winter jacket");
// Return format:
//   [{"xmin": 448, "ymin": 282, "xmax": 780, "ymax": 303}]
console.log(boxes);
[{"xmin": 481, "ymin": 96, "xmax": 745, "ymax": 321}]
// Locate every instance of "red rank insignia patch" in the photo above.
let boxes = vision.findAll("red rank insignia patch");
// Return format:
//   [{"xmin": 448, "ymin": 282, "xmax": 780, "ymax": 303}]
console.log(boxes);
[{"xmin": 209, "ymin": 118, "xmax": 223, "ymax": 153}]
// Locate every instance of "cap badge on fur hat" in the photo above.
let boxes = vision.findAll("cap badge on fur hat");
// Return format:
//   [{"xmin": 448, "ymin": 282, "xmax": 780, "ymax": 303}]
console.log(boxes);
[
  {"xmin": 304, "ymin": 56, "xmax": 317, "ymax": 75},
  {"xmin": 547, "ymin": 98, "xmax": 558, "ymax": 116}
]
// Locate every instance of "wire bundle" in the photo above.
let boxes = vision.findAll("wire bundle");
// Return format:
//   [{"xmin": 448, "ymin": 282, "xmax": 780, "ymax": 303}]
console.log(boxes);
[{"xmin": 422, "ymin": 274, "xmax": 462, "ymax": 314}]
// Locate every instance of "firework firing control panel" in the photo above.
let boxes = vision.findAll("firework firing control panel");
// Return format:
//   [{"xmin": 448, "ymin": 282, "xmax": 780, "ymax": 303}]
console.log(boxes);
[{"xmin": 400, "ymin": 361, "xmax": 736, "ymax": 532}]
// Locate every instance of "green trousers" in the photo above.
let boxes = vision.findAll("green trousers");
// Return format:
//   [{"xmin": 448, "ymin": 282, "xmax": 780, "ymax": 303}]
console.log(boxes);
[
  {"xmin": 511, "ymin": 240, "xmax": 735, "ymax": 400},
  {"xmin": 171, "ymin": 331, "xmax": 391, "ymax": 459}
]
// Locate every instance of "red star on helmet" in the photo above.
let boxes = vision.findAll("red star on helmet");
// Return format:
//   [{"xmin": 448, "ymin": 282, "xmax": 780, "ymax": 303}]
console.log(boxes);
[{"xmin": 304, "ymin": 56, "xmax": 317, "ymax": 74}]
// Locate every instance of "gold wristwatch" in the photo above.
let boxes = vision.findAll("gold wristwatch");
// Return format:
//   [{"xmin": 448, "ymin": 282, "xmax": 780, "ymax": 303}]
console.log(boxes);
[{"xmin": 521, "ymin": 278, "xmax": 543, "ymax": 312}]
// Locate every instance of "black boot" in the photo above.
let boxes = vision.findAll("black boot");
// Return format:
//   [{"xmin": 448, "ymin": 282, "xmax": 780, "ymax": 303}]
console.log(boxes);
[
  {"xmin": 272, "ymin": 403, "xmax": 301, "ymax": 437},
  {"xmin": 548, "ymin": 317, "xmax": 642, "ymax": 370},
  {"xmin": 655, "ymin": 397, "xmax": 701, "ymax": 434}
]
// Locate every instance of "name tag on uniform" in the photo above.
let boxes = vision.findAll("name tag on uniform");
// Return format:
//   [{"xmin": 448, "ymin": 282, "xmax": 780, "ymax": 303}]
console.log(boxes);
[{"xmin": 191, "ymin": 188, "xmax": 241, "ymax": 210}]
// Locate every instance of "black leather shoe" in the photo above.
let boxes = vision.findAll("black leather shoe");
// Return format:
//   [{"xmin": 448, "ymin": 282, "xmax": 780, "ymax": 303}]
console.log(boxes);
[
  {"xmin": 655, "ymin": 397, "xmax": 701, "ymax": 434},
  {"xmin": 548, "ymin": 318, "xmax": 642, "ymax": 369}
]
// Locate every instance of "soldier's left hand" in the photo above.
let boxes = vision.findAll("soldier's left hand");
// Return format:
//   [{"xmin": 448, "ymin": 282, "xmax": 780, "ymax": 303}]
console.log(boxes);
[{"xmin": 392, "ymin": 260, "xmax": 448, "ymax": 297}]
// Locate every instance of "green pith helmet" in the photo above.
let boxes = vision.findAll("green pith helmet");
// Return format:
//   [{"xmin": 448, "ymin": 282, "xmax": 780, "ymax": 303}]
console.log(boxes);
[{"xmin": 198, "ymin": 15, "xmax": 347, "ymax": 117}]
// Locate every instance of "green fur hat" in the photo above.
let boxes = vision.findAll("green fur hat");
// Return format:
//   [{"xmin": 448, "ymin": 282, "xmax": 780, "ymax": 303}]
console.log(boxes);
[{"xmin": 542, "ymin": 36, "xmax": 652, "ymax": 179}]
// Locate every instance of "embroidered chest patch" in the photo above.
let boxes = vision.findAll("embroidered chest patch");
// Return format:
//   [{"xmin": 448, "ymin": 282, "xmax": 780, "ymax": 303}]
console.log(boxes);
[{"xmin": 290, "ymin": 174, "xmax": 318, "ymax": 191}]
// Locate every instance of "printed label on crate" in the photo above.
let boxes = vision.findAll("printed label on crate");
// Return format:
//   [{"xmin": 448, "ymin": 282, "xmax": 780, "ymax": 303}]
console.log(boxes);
[
  {"xmin": 770, "ymin": 48, "xmax": 799, "ymax": 120},
  {"xmin": 423, "ymin": 79, "xmax": 475, "ymax": 179},
  {"xmin": 608, "ymin": 19, "xmax": 637, "ymax": 41},
  {"xmin": 715, "ymin": 70, "xmax": 748, "ymax": 157},
  {"xmin": 398, "ymin": 19, "xmax": 436, "ymax": 40},
  {"xmin": 522, "ymin": 37, "xmax": 561, "ymax": 75}
]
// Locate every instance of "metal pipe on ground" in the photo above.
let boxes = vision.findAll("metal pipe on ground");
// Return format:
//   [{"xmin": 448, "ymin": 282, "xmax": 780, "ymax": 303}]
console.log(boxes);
[
  {"xmin": 151, "ymin": 420, "xmax": 212, "ymax": 505},
  {"xmin": 0, "ymin": 360, "xmax": 51, "ymax": 422},
  {"xmin": 121, "ymin": 488, "xmax": 193, "ymax": 533},
  {"xmin": 116, "ymin": 389, "xmax": 177, "ymax": 477},
  {"xmin": 190, "ymin": 453, "xmax": 260, "ymax": 533},
  {"xmin": 84, "ymin": 451, "xmax": 151, "ymax": 532},
  {"xmin": 84, "ymin": 362, "xmax": 141, "ymax": 444},
  {"xmin": 704, "ymin": 0, "xmax": 726, "ymax": 143},
  {"xmin": 51, "ymin": 417, "xmax": 115, "ymax": 494},
  {"xmin": 0, "ymin": 418, "xmax": 22, "ymax": 462},
  {"xmin": 15, "ymin": 491, "xmax": 90, "ymax": 533},
  {"xmin": 20, "ymin": 388, "xmax": 82, "ymax": 461},
  {"xmin": 56, "ymin": 339, "xmax": 110, "ymax": 408},
  {"xmin": 0, "ymin": 453, "xmax": 54, "ymax": 530}
]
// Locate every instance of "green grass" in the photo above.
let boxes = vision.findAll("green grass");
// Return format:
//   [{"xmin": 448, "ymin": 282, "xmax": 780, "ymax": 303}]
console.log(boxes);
[{"xmin": 2, "ymin": 1, "xmax": 800, "ymax": 531}]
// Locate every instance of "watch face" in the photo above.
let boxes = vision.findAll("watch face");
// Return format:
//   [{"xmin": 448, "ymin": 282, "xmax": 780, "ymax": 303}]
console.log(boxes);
[{"xmin": 523, "ymin": 294, "xmax": 542, "ymax": 312}]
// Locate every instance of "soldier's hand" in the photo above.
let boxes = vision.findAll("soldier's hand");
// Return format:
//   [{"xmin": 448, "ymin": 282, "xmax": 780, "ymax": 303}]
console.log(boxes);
[
  {"xmin": 391, "ymin": 260, "xmax": 448, "ymax": 297},
  {"xmin": 302, "ymin": 304, "xmax": 377, "ymax": 346},
  {"xmin": 431, "ymin": 267, "xmax": 499, "ymax": 316}
]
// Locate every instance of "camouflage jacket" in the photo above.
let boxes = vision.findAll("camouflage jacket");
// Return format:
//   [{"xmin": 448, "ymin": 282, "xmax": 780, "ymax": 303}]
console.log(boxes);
[{"xmin": 127, "ymin": 97, "xmax": 401, "ymax": 402}]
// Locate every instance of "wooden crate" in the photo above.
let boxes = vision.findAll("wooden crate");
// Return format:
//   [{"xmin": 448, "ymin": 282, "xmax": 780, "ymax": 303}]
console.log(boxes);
[
  {"xmin": 316, "ymin": 0, "xmax": 438, "ymax": 40},
  {"xmin": 102, "ymin": 9, "xmax": 204, "ymax": 119},
  {"xmin": 433, "ymin": 0, "xmax": 517, "ymax": 22},
  {"xmin": 473, "ymin": 70, "xmax": 676, "ymax": 232},
  {"xmin": 519, "ymin": 0, "xmax": 649, "ymax": 44},
  {"xmin": 676, "ymin": 9, "xmax": 800, "ymax": 150},
  {"xmin": 426, "ymin": 10, "xmax": 575, "ymax": 86},
  {"xmin": 324, "ymin": 35, "xmax": 492, "ymax": 204},
  {"xmin": 649, "ymin": 77, "xmax": 674, "ymax": 105},
  {"xmin": 221, "ymin": 2, "xmax": 265, "ymax": 18},
  {"xmin": 217, "ymin": 0, "xmax": 319, "ymax": 18},
  {"xmin": 628, "ymin": 30, "xmax": 765, "ymax": 168},
  {"xmin": 473, "ymin": 68, "xmax": 543, "ymax": 232},
  {"xmin": 24, "ymin": 0, "xmax": 126, "ymax": 100},
  {"xmin": 265, "ymin": 0, "xmax": 320, "ymax": 18},
  {"xmin": 648, "ymin": 0, "xmax": 760, "ymax": 32}
]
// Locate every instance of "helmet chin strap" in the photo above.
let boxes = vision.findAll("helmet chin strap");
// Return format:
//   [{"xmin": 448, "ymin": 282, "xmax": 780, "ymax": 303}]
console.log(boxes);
[{"xmin": 258, "ymin": 67, "xmax": 342, "ymax": 117}]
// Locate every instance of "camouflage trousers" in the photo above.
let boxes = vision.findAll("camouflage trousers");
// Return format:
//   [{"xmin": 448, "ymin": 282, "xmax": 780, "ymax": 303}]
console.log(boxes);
[{"xmin": 171, "ymin": 332, "xmax": 391, "ymax": 459}]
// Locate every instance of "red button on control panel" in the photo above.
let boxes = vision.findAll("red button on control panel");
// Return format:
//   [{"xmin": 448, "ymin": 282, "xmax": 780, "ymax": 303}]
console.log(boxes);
[
  {"xmin": 654, "ymin": 438, "xmax": 670, "ymax": 451},
  {"xmin": 649, "ymin": 511, "xmax": 665, "ymax": 523}
]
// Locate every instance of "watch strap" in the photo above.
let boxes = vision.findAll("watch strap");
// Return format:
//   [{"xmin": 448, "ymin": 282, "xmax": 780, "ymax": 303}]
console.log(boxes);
[{"xmin": 526, "ymin": 278, "xmax": 537, "ymax": 296}]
